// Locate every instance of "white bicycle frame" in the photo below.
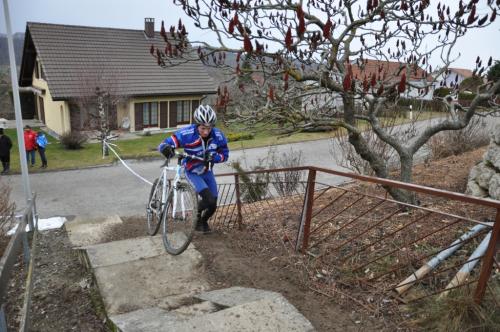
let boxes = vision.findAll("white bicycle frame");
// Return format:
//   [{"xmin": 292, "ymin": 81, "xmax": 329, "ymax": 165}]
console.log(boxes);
[
  {"xmin": 160, "ymin": 161, "xmax": 185, "ymax": 219},
  {"xmin": 159, "ymin": 152, "xmax": 204, "ymax": 219}
]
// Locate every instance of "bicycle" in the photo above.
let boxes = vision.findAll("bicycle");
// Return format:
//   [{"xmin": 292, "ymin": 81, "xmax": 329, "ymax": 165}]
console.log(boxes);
[{"xmin": 146, "ymin": 151, "xmax": 204, "ymax": 255}]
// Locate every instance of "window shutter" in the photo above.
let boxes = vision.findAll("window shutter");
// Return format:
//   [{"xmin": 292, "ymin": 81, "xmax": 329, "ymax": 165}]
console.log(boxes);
[
  {"xmin": 191, "ymin": 100, "xmax": 199, "ymax": 123},
  {"xmin": 160, "ymin": 102, "xmax": 168, "ymax": 128},
  {"xmin": 134, "ymin": 103, "xmax": 143, "ymax": 131},
  {"xmin": 169, "ymin": 101, "xmax": 177, "ymax": 127}
]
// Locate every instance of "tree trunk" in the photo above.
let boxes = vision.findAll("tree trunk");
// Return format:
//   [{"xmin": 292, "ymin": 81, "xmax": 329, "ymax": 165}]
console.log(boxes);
[
  {"xmin": 343, "ymin": 96, "xmax": 417, "ymax": 204},
  {"xmin": 396, "ymin": 154, "xmax": 417, "ymax": 204}
]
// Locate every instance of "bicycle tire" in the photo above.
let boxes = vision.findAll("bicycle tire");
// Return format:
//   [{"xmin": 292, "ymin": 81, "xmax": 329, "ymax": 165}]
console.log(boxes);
[
  {"xmin": 162, "ymin": 180, "xmax": 198, "ymax": 255},
  {"xmin": 146, "ymin": 178, "xmax": 165, "ymax": 236}
]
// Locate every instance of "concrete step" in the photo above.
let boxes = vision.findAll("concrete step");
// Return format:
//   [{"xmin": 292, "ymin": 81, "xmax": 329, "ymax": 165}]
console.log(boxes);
[
  {"xmin": 65, "ymin": 214, "xmax": 123, "ymax": 247},
  {"xmin": 110, "ymin": 307, "xmax": 180, "ymax": 331},
  {"xmin": 111, "ymin": 301, "xmax": 219, "ymax": 331},
  {"xmin": 71, "ymin": 215, "xmax": 315, "ymax": 331},
  {"xmin": 82, "ymin": 235, "xmax": 187, "ymax": 268},
  {"xmin": 169, "ymin": 295, "xmax": 315, "ymax": 332},
  {"xmin": 81, "ymin": 236, "xmax": 208, "ymax": 315},
  {"xmin": 195, "ymin": 286, "xmax": 281, "ymax": 307},
  {"xmin": 110, "ymin": 290, "xmax": 315, "ymax": 332}
]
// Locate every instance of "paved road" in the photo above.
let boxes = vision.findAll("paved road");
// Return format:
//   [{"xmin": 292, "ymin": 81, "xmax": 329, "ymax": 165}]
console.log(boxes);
[{"xmin": 5, "ymin": 116, "xmax": 499, "ymax": 218}]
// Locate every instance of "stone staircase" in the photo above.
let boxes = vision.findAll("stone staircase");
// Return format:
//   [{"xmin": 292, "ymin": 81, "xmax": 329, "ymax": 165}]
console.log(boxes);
[{"xmin": 65, "ymin": 215, "xmax": 315, "ymax": 332}]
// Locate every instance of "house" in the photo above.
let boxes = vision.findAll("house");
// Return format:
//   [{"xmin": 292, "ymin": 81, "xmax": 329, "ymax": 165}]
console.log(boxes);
[
  {"xmin": 301, "ymin": 59, "xmax": 433, "ymax": 115},
  {"xmin": 351, "ymin": 59, "xmax": 434, "ymax": 100},
  {"xmin": 434, "ymin": 67, "xmax": 473, "ymax": 88},
  {"xmin": 18, "ymin": 19, "xmax": 216, "ymax": 135}
]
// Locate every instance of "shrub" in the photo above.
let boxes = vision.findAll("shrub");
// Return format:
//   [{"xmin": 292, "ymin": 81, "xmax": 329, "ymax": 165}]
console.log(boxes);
[
  {"xmin": 434, "ymin": 87, "xmax": 452, "ymax": 98},
  {"xmin": 231, "ymin": 161, "xmax": 269, "ymax": 203},
  {"xmin": 267, "ymin": 147, "xmax": 304, "ymax": 196},
  {"xmin": 412, "ymin": 287, "xmax": 500, "ymax": 332},
  {"xmin": 458, "ymin": 91, "xmax": 476, "ymax": 100},
  {"xmin": 60, "ymin": 131, "xmax": 87, "ymax": 150},
  {"xmin": 459, "ymin": 76, "xmax": 483, "ymax": 92},
  {"xmin": 226, "ymin": 132, "xmax": 255, "ymax": 142},
  {"xmin": 427, "ymin": 117, "xmax": 490, "ymax": 160}
]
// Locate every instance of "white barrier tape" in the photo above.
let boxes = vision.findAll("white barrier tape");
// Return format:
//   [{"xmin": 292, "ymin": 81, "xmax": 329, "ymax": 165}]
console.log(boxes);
[{"xmin": 104, "ymin": 140, "xmax": 153, "ymax": 186}]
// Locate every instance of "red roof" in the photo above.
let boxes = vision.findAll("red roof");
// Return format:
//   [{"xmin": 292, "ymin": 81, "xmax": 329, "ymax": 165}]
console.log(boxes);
[
  {"xmin": 351, "ymin": 59, "xmax": 431, "ymax": 82},
  {"xmin": 449, "ymin": 68, "xmax": 473, "ymax": 79}
]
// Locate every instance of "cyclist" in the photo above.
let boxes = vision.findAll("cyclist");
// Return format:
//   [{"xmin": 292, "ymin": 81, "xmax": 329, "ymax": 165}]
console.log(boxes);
[{"xmin": 158, "ymin": 104, "xmax": 229, "ymax": 234}]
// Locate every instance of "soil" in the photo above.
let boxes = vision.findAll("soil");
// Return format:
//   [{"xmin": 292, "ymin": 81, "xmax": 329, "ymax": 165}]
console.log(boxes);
[
  {"xmin": 0, "ymin": 146, "xmax": 490, "ymax": 331},
  {"xmin": 3, "ymin": 228, "xmax": 107, "ymax": 331}
]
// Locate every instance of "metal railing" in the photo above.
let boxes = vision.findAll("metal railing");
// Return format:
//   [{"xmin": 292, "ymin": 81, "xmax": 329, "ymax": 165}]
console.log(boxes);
[
  {"xmin": 213, "ymin": 166, "xmax": 500, "ymax": 308},
  {"xmin": 0, "ymin": 194, "xmax": 38, "ymax": 332}
]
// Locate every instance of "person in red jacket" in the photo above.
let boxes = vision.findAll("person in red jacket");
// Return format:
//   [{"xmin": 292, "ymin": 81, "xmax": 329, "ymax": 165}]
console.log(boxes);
[{"xmin": 24, "ymin": 125, "xmax": 37, "ymax": 167}]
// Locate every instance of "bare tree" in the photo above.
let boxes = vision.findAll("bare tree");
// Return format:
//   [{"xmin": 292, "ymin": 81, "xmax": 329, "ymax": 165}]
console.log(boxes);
[
  {"xmin": 152, "ymin": 0, "xmax": 500, "ymax": 203},
  {"xmin": 71, "ymin": 66, "xmax": 125, "ymax": 132}
]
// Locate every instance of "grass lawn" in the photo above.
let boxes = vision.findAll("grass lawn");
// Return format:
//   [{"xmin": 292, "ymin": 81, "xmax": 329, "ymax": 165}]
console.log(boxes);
[{"xmin": 1, "ymin": 111, "xmax": 444, "ymax": 173}]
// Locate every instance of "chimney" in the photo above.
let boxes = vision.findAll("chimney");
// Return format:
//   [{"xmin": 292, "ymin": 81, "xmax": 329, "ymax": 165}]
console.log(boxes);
[{"xmin": 144, "ymin": 18, "xmax": 155, "ymax": 38}]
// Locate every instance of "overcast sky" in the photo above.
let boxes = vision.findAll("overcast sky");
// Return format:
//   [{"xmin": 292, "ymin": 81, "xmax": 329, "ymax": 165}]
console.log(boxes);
[{"xmin": 1, "ymin": 0, "xmax": 499, "ymax": 69}]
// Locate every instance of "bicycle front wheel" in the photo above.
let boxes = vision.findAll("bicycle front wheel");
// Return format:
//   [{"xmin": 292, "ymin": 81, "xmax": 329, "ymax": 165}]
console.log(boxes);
[
  {"xmin": 146, "ymin": 178, "xmax": 165, "ymax": 236},
  {"xmin": 162, "ymin": 181, "xmax": 198, "ymax": 255}
]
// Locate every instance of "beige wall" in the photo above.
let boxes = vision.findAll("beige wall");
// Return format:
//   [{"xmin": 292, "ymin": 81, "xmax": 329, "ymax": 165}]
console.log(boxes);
[
  {"xmin": 32, "ymin": 58, "xmax": 70, "ymax": 135},
  {"xmin": 129, "ymin": 96, "xmax": 203, "ymax": 132},
  {"xmin": 116, "ymin": 101, "xmax": 129, "ymax": 129}
]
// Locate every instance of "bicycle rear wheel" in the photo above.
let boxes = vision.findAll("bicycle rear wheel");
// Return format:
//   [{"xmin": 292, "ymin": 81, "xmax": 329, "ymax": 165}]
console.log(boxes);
[
  {"xmin": 162, "ymin": 181, "xmax": 198, "ymax": 255},
  {"xmin": 146, "ymin": 178, "xmax": 165, "ymax": 236}
]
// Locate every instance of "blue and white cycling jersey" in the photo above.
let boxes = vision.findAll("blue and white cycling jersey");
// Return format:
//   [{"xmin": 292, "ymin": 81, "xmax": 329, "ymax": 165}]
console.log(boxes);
[{"xmin": 158, "ymin": 124, "xmax": 229, "ymax": 175}]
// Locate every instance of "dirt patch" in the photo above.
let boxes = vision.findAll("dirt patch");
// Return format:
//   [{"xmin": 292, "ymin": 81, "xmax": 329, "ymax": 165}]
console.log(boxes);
[
  {"xmin": 4, "ymin": 229, "xmax": 109, "ymax": 331},
  {"xmin": 412, "ymin": 146, "xmax": 486, "ymax": 192},
  {"xmin": 193, "ymin": 231, "xmax": 389, "ymax": 331}
]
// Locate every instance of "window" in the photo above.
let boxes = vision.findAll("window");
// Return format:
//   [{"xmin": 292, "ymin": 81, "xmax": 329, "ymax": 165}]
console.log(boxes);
[
  {"xmin": 34, "ymin": 60, "xmax": 39, "ymax": 79},
  {"xmin": 176, "ymin": 100, "xmax": 191, "ymax": 124},
  {"xmin": 142, "ymin": 102, "xmax": 158, "ymax": 127},
  {"xmin": 40, "ymin": 63, "xmax": 46, "ymax": 80}
]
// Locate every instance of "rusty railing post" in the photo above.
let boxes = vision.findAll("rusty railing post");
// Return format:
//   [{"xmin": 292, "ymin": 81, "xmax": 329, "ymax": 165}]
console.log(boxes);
[
  {"xmin": 474, "ymin": 208, "xmax": 500, "ymax": 304},
  {"xmin": 295, "ymin": 169, "xmax": 316, "ymax": 252},
  {"xmin": 234, "ymin": 174, "xmax": 243, "ymax": 229}
]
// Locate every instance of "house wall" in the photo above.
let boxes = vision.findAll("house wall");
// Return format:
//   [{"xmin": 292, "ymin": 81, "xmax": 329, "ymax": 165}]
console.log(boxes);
[
  {"xmin": 433, "ymin": 72, "xmax": 466, "ymax": 90},
  {"xmin": 128, "ymin": 96, "xmax": 203, "ymax": 132},
  {"xmin": 32, "ymin": 59, "xmax": 70, "ymax": 135},
  {"xmin": 402, "ymin": 80, "xmax": 434, "ymax": 100},
  {"xmin": 116, "ymin": 102, "xmax": 129, "ymax": 129}
]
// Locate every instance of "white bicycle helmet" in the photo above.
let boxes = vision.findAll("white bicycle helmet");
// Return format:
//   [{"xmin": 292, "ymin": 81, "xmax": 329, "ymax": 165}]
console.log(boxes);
[{"xmin": 193, "ymin": 104, "xmax": 217, "ymax": 126}]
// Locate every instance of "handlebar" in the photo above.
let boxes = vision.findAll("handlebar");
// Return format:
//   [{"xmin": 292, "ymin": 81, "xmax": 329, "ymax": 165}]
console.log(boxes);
[{"xmin": 160, "ymin": 151, "xmax": 207, "ymax": 168}]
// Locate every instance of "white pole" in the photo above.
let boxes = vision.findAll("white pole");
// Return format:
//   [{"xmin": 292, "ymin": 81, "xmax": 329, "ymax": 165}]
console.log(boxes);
[
  {"xmin": 440, "ymin": 231, "xmax": 492, "ymax": 297},
  {"xmin": 395, "ymin": 223, "xmax": 488, "ymax": 294},
  {"xmin": 2, "ymin": 0, "xmax": 32, "ymax": 204}
]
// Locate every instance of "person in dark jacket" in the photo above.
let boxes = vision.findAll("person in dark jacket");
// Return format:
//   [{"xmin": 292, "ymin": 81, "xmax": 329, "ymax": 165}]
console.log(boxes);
[{"xmin": 0, "ymin": 128, "xmax": 13, "ymax": 175}]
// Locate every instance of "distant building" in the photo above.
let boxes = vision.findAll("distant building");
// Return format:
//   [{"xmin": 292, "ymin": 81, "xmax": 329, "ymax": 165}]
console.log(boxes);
[
  {"xmin": 302, "ymin": 59, "xmax": 434, "ymax": 115},
  {"xmin": 433, "ymin": 67, "xmax": 473, "ymax": 89},
  {"xmin": 351, "ymin": 59, "xmax": 434, "ymax": 100}
]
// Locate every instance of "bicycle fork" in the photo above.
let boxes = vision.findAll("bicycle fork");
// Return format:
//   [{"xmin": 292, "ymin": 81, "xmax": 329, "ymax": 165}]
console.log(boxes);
[{"xmin": 171, "ymin": 166, "xmax": 187, "ymax": 220}]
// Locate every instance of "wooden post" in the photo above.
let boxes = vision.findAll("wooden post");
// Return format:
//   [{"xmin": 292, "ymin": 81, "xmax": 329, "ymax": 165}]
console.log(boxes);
[
  {"xmin": 474, "ymin": 208, "xmax": 500, "ymax": 304},
  {"xmin": 234, "ymin": 174, "xmax": 243, "ymax": 230},
  {"xmin": 295, "ymin": 169, "xmax": 316, "ymax": 252}
]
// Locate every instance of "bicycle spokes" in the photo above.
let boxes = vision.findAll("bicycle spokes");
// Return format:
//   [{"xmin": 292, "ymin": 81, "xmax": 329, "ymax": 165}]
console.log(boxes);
[{"xmin": 162, "ymin": 182, "xmax": 198, "ymax": 255}]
